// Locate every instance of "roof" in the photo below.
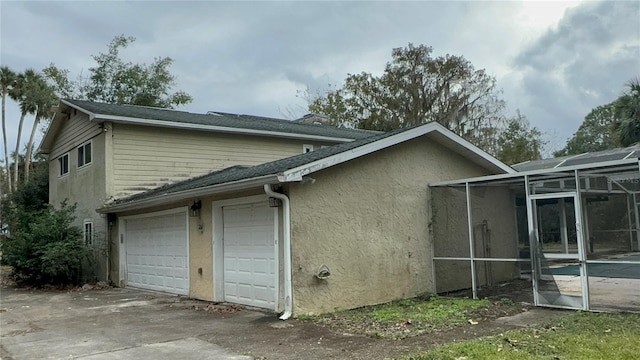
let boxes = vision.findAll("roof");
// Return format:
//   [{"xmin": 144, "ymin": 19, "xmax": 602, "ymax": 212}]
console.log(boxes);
[
  {"xmin": 39, "ymin": 99, "xmax": 377, "ymax": 154},
  {"xmin": 512, "ymin": 145, "xmax": 640, "ymax": 172},
  {"xmin": 99, "ymin": 121, "xmax": 513, "ymax": 213}
]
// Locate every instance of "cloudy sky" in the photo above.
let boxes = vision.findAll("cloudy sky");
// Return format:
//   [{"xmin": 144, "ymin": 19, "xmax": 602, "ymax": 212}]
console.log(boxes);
[{"xmin": 1, "ymin": 0, "xmax": 639, "ymax": 158}]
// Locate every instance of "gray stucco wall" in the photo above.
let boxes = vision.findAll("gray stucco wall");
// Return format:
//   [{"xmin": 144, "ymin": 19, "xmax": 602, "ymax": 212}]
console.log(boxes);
[
  {"xmin": 49, "ymin": 122, "xmax": 109, "ymax": 282},
  {"xmin": 287, "ymin": 136, "xmax": 494, "ymax": 315}
]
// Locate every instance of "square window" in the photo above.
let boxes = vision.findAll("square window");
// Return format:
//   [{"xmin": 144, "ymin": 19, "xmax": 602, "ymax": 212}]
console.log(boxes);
[
  {"xmin": 303, "ymin": 144, "xmax": 314, "ymax": 153},
  {"xmin": 58, "ymin": 154, "xmax": 69, "ymax": 176},
  {"xmin": 84, "ymin": 221, "xmax": 93, "ymax": 246},
  {"xmin": 78, "ymin": 142, "xmax": 92, "ymax": 167}
]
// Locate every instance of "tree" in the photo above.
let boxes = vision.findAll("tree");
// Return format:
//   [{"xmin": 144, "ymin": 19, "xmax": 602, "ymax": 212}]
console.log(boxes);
[
  {"xmin": 24, "ymin": 78, "xmax": 57, "ymax": 181},
  {"xmin": 615, "ymin": 78, "xmax": 640, "ymax": 147},
  {"xmin": 0, "ymin": 66, "xmax": 16, "ymax": 193},
  {"xmin": 80, "ymin": 35, "xmax": 192, "ymax": 108},
  {"xmin": 554, "ymin": 103, "xmax": 619, "ymax": 156},
  {"xmin": 496, "ymin": 112, "xmax": 544, "ymax": 165},
  {"xmin": 308, "ymin": 43, "xmax": 506, "ymax": 152},
  {"xmin": 9, "ymin": 69, "xmax": 40, "ymax": 192}
]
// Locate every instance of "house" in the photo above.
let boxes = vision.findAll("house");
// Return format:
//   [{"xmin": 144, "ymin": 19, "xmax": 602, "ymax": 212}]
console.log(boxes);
[
  {"xmin": 96, "ymin": 121, "xmax": 513, "ymax": 317},
  {"xmin": 38, "ymin": 100, "xmax": 375, "ymax": 281}
]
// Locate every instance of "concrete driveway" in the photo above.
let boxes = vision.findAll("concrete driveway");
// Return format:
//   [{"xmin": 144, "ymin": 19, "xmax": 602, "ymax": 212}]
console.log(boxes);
[{"xmin": 0, "ymin": 286, "xmax": 260, "ymax": 360}]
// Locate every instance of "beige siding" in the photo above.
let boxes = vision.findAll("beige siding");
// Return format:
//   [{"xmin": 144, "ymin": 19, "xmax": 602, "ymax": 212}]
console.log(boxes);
[
  {"xmin": 49, "ymin": 112, "xmax": 102, "ymax": 159},
  {"xmin": 111, "ymin": 124, "xmax": 331, "ymax": 198},
  {"xmin": 287, "ymin": 136, "xmax": 494, "ymax": 315}
]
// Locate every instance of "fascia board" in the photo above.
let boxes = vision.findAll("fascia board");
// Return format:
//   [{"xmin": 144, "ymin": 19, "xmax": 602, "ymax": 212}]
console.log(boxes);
[
  {"xmin": 279, "ymin": 122, "xmax": 513, "ymax": 182},
  {"xmin": 91, "ymin": 114, "xmax": 356, "ymax": 143},
  {"xmin": 430, "ymin": 124, "xmax": 515, "ymax": 174},
  {"xmin": 97, "ymin": 174, "xmax": 279, "ymax": 214}
]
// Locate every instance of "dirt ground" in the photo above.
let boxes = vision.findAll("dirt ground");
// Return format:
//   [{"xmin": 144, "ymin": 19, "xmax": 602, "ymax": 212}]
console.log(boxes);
[{"xmin": 0, "ymin": 278, "xmax": 570, "ymax": 360}]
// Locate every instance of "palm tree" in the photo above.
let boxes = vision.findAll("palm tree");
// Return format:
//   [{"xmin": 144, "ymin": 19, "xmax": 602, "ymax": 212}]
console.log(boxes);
[
  {"xmin": 10, "ymin": 69, "xmax": 39, "ymax": 191},
  {"xmin": 24, "ymin": 78, "xmax": 57, "ymax": 181},
  {"xmin": 616, "ymin": 78, "xmax": 640, "ymax": 147},
  {"xmin": 0, "ymin": 66, "xmax": 16, "ymax": 194}
]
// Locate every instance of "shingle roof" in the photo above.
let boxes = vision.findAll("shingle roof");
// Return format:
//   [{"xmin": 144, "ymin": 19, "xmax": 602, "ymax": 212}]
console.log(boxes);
[
  {"xmin": 107, "ymin": 127, "xmax": 409, "ymax": 207},
  {"xmin": 64, "ymin": 99, "xmax": 375, "ymax": 140},
  {"xmin": 512, "ymin": 145, "xmax": 640, "ymax": 172}
]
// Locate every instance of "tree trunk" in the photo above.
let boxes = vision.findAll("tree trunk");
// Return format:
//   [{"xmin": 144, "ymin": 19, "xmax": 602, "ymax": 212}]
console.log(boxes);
[
  {"xmin": 1, "ymin": 93, "xmax": 11, "ymax": 194},
  {"xmin": 24, "ymin": 114, "xmax": 40, "ymax": 182},
  {"xmin": 13, "ymin": 111, "xmax": 25, "ymax": 192}
]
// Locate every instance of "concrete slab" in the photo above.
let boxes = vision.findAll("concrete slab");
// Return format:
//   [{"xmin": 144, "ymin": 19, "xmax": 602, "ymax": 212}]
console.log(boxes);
[
  {"xmin": 0, "ymin": 287, "xmax": 258, "ymax": 360},
  {"xmin": 79, "ymin": 338, "xmax": 251, "ymax": 360}
]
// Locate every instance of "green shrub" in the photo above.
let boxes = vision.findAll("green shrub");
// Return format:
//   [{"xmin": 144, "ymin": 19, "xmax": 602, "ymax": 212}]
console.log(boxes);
[{"xmin": 1, "ymin": 201, "xmax": 92, "ymax": 287}]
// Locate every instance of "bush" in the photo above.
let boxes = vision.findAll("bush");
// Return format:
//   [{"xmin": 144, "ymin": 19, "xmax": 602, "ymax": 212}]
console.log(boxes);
[{"xmin": 1, "ymin": 202, "xmax": 92, "ymax": 287}]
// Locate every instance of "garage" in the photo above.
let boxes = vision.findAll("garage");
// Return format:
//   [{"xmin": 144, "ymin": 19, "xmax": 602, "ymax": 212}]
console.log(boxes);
[
  {"xmin": 123, "ymin": 209, "xmax": 189, "ymax": 295},
  {"xmin": 221, "ymin": 200, "xmax": 277, "ymax": 310}
]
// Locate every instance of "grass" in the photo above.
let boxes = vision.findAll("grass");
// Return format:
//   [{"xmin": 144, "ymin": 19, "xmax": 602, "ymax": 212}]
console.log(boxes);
[
  {"xmin": 404, "ymin": 311, "xmax": 640, "ymax": 359},
  {"xmin": 304, "ymin": 295, "xmax": 500, "ymax": 339}
]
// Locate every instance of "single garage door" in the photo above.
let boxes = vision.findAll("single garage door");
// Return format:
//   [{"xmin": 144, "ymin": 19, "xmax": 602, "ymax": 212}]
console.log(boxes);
[
  {"xmin": 125, "ymin": 210, "xmax": 189, "ymax": 295},
  {"xmin": 223, "ymin": 202, "xmax": 276, "ymax": 309}
]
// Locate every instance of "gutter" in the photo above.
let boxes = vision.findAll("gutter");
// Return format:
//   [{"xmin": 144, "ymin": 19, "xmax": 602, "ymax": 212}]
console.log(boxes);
[
  {"xmin": 97, "ymin": 175, "xmax": 279, "ymax": 213},
  {"xmin": 264, "ymin": 184, "xmax": 293, "ymax": 320}
]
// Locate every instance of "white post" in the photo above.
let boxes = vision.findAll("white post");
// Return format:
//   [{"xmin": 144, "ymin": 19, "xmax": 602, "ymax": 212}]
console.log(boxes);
[
  {"xmin": 560, "ymin": 198, "xmax": 569, "ymax": 254},
  {"xmin": 465, "ymin": 182, "xmax": 477, "ymax": 299}
]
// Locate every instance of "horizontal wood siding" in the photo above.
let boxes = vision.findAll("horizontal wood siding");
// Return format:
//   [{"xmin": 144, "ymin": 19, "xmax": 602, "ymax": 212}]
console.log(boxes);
[
  {"xmin": 112, "ymin": 124, "xmax": 330, "ymax": 198},
  {"xmin": 50, "ymin": 113, "xmax": 102, "ymax": 159}
]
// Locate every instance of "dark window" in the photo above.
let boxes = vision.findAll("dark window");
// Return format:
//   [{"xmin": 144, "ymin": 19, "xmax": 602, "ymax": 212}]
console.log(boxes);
[
  {"xmin": 58, "ymin": 154, "xmax": 69, "ymax": 176},
  {"xmin": 78, "ymin": 142, "xmax": 92, "ymax": 167}
]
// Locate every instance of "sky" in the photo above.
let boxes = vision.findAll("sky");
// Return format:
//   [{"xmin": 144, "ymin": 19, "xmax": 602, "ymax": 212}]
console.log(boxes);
[{"xmin": 1, "ymin": 0, "xmax": 639, "ymax": 159}]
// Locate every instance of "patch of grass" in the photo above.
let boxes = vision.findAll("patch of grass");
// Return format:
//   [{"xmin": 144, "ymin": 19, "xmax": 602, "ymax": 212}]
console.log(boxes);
[
  {"xmin": 306, "ymin": 296, "xmax": 499, "ymax": 339},
  {"xmin": 404, "ymin": 312, "xmax": 640, "ymax": 359}
]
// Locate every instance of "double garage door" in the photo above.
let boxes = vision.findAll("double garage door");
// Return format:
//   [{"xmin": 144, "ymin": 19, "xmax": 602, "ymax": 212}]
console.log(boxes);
[{"xmin": 123, "ymin": 201, "xmax": 276, "ymax": 310}]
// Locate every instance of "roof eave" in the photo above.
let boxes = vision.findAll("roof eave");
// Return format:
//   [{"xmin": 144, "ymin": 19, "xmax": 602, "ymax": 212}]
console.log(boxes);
[
  {"xmin": 97, "ymin": 174, "xmax": 280, "ymax": 214},
  {"xmin": 280, "ymin": 122, "xmax": 513, "ymax": 181},
  {"xmin": 91, "ymin": 113, "xmax": 359, "ymax": 143}
]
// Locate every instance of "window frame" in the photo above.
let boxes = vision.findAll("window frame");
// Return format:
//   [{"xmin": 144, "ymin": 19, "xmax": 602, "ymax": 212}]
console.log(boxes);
[
  {"xmin": 77, "ymin": 141, "xmax": 92, "ymax": 168},
  {"xmin": 58, "ymin": 153, "xmax": 69, "ymax": 177},
  {"xmin": 84, "ymin": 220, "xmax": 94, "ymax": 246}
]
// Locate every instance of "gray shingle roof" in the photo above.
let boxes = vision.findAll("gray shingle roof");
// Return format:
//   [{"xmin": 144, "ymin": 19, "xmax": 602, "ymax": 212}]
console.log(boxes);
[
  {"xmin": 106, "ymin": 127, "xmax": 409, "ymax": 207},
  {"xmin": 64, "ymin": 99, "xmax": 376, "ymax": 140}
]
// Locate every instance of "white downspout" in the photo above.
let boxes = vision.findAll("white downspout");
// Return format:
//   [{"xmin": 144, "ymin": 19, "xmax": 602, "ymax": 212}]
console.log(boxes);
[{"xmin": 264, "ymin": 184, "xmax": 292, "ymax": 320}]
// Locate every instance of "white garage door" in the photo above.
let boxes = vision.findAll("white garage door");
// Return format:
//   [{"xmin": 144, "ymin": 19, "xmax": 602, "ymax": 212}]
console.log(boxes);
[
  {"xmin": 125, "ymin": 210, "xmax": 188, "ymax": 295},
  {"xmin": 223, "ymin": 202, "xmax": 276, "ymax": 309}
]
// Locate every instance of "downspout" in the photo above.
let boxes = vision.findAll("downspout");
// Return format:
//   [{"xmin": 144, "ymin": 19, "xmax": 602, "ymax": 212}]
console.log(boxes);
[{"xmin": 264, "ymin": 184, "xmax": 292, "ymax": 320}]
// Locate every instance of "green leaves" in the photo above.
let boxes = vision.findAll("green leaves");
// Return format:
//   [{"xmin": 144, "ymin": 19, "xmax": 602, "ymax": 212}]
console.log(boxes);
[
  {"xmin": 308, "ymin": 43, "xmax": 506, "ymax": 154},
  {"xmin": 81, "ymin": 35, "xmax": 193, "ymax": 108}
]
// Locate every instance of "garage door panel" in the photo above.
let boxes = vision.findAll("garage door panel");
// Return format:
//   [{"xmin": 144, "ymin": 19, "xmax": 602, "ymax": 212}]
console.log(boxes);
[
  {"xmin": 223, "ymin": 202, "xmax": 276, "ymax": 309},
  {"xmin": 125, "ymin": 211, "xmax": 188, "ymax": 295}
]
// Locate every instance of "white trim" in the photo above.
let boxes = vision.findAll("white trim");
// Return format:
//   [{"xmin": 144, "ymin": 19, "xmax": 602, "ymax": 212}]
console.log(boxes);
[
  {"xmin": 57, "ymin": 152, "xmax": 70, "ymax": 177},
  {"xmin": 279, "ymin": 122, "xmax": 513, "ymax": 182},
  {"xmin": 98, "ymin": 175, "xmax": 278, "ymax": 213},
  {"xmin": 77, "ymin": 140, "xmax": 93, "ymax": 169},
  {"xmin": 212, "ymin": 195, "xmax": 276, "ymax": 310},
  {"xmin": 302, "ymin": 144, "xmax": 314, "ymax": 153},
  {"xmin": 432, "ymin": 158, "xmax": 640, "ymax": 187},
  {"xmin": 118, "ymin": 207, "xmax": 190, "ymax": 295},
  {"xmin": 83, "ymin": 219, "xmax": 94, "ymax": 246},
  {"xmin": 53, "ymin": 98, "xmax": 360, "ymax": 144}
]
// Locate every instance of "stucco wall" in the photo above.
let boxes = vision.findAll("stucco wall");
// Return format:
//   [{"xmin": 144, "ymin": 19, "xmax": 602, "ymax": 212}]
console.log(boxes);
[
  {"xmin": 432, "ymin": 185, "xmax": 518, "ymax": 293},
  {"xmin": 48, "ymin": 113, "xmax": 109, "ymax": 281},
  {"xmin": 287, "ymin": 137, "xmax": 494, "ymax": 315}
]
